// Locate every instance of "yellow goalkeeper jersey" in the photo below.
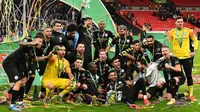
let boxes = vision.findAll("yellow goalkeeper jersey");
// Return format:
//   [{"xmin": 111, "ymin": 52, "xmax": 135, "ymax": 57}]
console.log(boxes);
[
  {"xmin": 168, "ymin": 27, "xmax": 198, "ymax": 59},
  {"xmin": 42, "ymin": 55, "xmax": 71, "ymax": 79}
]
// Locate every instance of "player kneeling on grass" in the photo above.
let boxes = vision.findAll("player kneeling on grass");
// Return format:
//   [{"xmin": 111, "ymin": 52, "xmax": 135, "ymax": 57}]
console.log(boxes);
[
  {"xmin": 106, "ymin": 70, "xmax": 126, "ymax": 105},
  {"xmin": 137, "ymin": 57, "xmax": 166, "ymax": 100},
  {"xmin": 160, "ymin": 46, "xmax": 185, "ymax": 105},
  {"xmin": 67, "ymin": 59, "xmax": 87, "ymax": 103},
  {"xmin": 124, "ymin": 59, "xmax": 151, "ymax": 109},
  {"xmin": 42, "ymin": 45, "xmax": 75, "ymax": 103},
  {"xmin": 82, "ymin": 62, "xmax": 106, "ymax": 105}
]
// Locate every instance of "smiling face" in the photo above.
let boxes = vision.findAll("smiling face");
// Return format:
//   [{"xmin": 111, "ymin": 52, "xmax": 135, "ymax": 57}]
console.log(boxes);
[
  {"xmin": 53, "ymin": 23, "xmax": 62, "ymax": 33},
  {"xmin": 146, "ymin": 37, "xmax": 154, "ymax": 47},
  {"xmin": 76, "ymin": 43, "xmax": 85, "ymax": 54},
  {"xmin": 84, "ymin": 19, "xmax": 92, "ymax": 28},
  {"xmin": 112, "ymin": 58, "xmax": 121, "ymax": 69},
  {"xmin": 108, "ymin": 71, "xmax": 117, "ymax": 82},
  {"xmin": 133, "ymin": 42, "xmax": 141, "ymax": 52}
]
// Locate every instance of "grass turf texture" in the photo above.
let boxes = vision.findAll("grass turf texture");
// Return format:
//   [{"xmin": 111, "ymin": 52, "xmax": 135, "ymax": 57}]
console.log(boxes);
[
  {"xmin": 193, "ymin": 40, "xmax": 200, "ymax": 74},
  {"xmin": 0, "ymin": 84, "xmax": 200, "ymax": 112}
]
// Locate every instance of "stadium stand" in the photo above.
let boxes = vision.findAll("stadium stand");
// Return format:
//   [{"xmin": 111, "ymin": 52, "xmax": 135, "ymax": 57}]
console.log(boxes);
[
  {"xmin": 118, "ymin": 0, "xmax": 153, "ymax": 6},
  {"xmin": 120, "ymin": 10, "xmax": 199, "ymax": 34},
  {"xmin": 171, "ymin": 0, "xmax": 200, "ymax": 7}
]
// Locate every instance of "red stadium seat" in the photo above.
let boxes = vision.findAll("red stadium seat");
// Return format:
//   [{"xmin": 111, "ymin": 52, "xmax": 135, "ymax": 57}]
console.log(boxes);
[
  {"xmin": 118, "ymin": 0, "xmax": 153, "ymax": 6},
  {"xmin": 171, "ymin": 0, "xmax": 200, "ymax": 7},
  {"xmin": 120, "ymin": 10, "xmax": 199, "ymax": 34}
]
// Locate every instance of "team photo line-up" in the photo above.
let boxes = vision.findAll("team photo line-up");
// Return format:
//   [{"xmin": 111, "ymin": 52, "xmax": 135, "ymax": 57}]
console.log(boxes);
[{"xmin": 2, "ymin": 14, "xmax": 198, "ymax": 111}]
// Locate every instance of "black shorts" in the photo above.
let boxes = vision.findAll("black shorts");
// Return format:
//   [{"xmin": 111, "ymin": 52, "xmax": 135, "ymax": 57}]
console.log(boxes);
[
  {"xmin": 178, "ymin": 76, "xmax": 185, "ymax": 86},
  {"xmin": 147, "ymin": 87, "xmax": 159, "ymax": 98},
  {"xmin": 27, "ymin": 61, "xmax": 37, "ymax": 75},
  {"xmin": 38, "ymin": 61, "xmax": 47, "ymax": 76},
  {"xmin": 86, "ymin": 83, "xmax": 98, "ymax": 95},
  {"xmin": 169, "ymin": 76, "xmax": 185, "ymax": 86},
  {"xmin": 167, "ymin": 76, "xmax": 185, "ymax": 93},
  {"xmin": 3, "ymin": 65, "xmax": 27, "ymax": 83}
]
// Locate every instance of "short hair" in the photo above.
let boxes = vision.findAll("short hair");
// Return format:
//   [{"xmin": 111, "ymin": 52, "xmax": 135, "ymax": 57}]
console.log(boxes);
[
  {"xmin": 99, "ymin": 20, "xmax": 104, "ymax": 23},
  {"xmin": 132, "ymin": 40, "xmax": 140, "ymax": 45},
  {"xmin": 88, "ymin": 62, "xmax": 96, "ymax": 70},
  {"xmin": 98, "ymin": 20, "xmax": 105, "ymax": 25},
  {"xmin": 53, "ymin": 20, "xmax": 62, "ymax": 26},
  {"xmin": 146, "ymin": 35, "xmax": 154, "ymax": 39},
  {"xmin": 176, "ymin": 16, "xmax": 183, "ymax": 21},
  {"xmin": 77, "ymin": 43, "xmax": 85, "ymax": 47},
  {"xmin": 52, "ymin": 45, "xmax": 65, "ymax": 54},
  {"xmin": 34, "ymin": 32, "xmax": 44, "ymax": 39},
  {"xmin": 58, "ymin": 45, "xmax": 65, "ymax": 48},
  {"xmin": 67, "ymin": 23, "xmax": 78, "ymax": 32},
  {"xmin": 108, "ymin": 69, "xmax": 116, "ymax": 76},
  {"xmin": 137, "ymin": 59, "xmax": 147, "ymax": 66},
  {"xmin": 44, "ymin": 26, "xmax": 52, "ymax": 30},
  {"xmin": 118, "ymin": 25, "xmax": 127, "ymax": 31},
  {"xmin": 99, "ymin": 49, "xmax": 106, "ymax": 54},
  {"xmin": 75, "ymin": 58, "xmax": 83, "ymax": 62},
  {"xmin": 162, "ymin": 46, "xmax": 169, "ymax": 49},
  {"xmin": 83, "ymin": 17, "xmax": 92, "ymax": 22},
  {"xmin": 111, "ymin": 56, "xmax": 120, "ymax": 63}
]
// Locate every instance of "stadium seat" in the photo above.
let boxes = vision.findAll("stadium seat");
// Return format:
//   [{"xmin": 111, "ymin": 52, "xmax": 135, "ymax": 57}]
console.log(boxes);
[
  {"xmin": 120, "ymin": 10, "xmax": 199, "ymax": 34},
  {"xmin": 171, "ymin": 0, "xmax": 200, "ymax": 7},
  {"xmin": 118, "ymin": 0, "xmax": 153, "ymax": 6}
]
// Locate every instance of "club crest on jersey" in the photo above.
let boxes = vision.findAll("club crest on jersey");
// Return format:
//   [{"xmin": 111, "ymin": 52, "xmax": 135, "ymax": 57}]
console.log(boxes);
[
  {"xmin": 14, "ymin": 76, "xmax": 19, "ymax": 80},
  {"xmin": 59, "ymin": 37, "xmax": 62, "ymax": 42},
  {"xmin": 105, "ymin": 33, "xmax": 108, "ymax": 37},
  {"xmin": 127, "ymin": 39, "xmax": 130, "ymax": 43},
  {"xmin": 156, "ymin": 48, "xmax": 161, "ymax": 51},
  {"xmin": 121, "ymin": 69, "xmax": 124, "ymax": 73}
]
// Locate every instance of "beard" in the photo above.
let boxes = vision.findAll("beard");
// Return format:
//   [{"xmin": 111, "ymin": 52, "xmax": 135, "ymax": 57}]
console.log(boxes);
[{"xmin": 59, "ymin": 53, "xmax": 65, "ymax": 58}]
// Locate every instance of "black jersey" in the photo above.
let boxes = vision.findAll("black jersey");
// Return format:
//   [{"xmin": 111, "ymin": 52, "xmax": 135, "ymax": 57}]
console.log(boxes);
[
  {"xmin": 46, "ymin": 30, "xmax": 68, "ymax": 54},
  {"xmin": 161, "ymin": 56, "xmax": 184, "ymax": 78},
  {"xmin": 114, "ymin": 64, "xmax": 132, "ymax": 81},
  {"xmin": 94, "ymin": 58, "xmax": 112, "ymax": 88},
  {"xmin": 71, "ymin": 67, "xmax": 86, "ymax": 83},
  {"xmin": 94, "ymin": 58, "xmax": 111, "ymax": 77},
  {"xmin": 110, "ymin": 36, "xmax": 133, "ymax": 56},
  {"xmin": 142, "ymin": 40, "xmax": 163, "ymax": 62},
  {"xmin": 78, "ymin": 26, "xmax": 94, "ymax": 59},
  {"xmin": 3, "ymin": 45, "xmax": 36, "ymax": 72},
  {"xmin": 81, "ymin": 71, "xmax": 104, "ymax": 88},
  {"xmin": 106, "ymin": 78, "xmax": 125, "ymax": 92},
  {"xmin": 93, "ymin": 30, "xmax": 115, "ymax": 49}
]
